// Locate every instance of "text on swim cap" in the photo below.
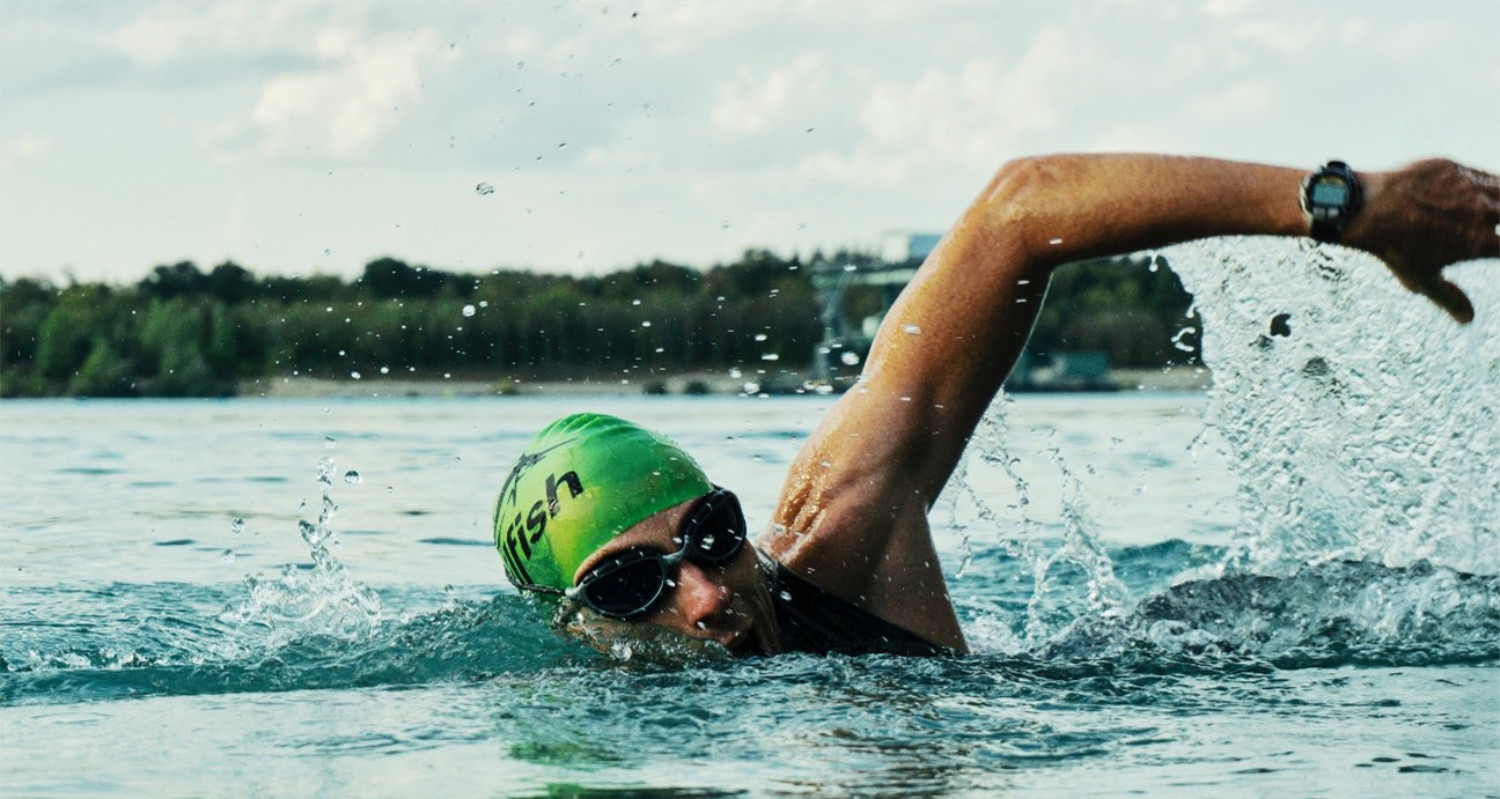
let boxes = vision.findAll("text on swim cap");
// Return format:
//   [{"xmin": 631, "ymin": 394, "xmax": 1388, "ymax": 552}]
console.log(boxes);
[{"xmin": 501, "ymin": 470, "xmax": 584, "ymax": 585}]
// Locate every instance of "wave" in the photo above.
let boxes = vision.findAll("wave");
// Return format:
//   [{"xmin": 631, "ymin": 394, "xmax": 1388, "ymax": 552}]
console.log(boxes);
[
  {"xmin": 1040, "ymin": 559, "xmax": 1500, "ymax": 668},
  {"xmin": 5, "ymin": 555, "xmax": 1494, "ymax": 707}
]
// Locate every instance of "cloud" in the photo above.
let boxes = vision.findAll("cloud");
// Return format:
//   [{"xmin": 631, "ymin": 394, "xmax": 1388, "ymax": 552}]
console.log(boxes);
[
  {"xmin": 713, "ymin": 55, "xmax": 826, "ymax": 135},
  {"xmin": 3, "ymin": 1, "xmax": 1496, "ymax": 285},
  {"xmin": 112, "ymin": 2, "xmax": 306, "ymax": 68},
  {"xmin": 1189, "ymin": 80, "xmax": 1275, "ymax": 121},
  {"xmin": 801, "ymin": 25, "xmax": 1081, "ymax": 185},
  {"xmin": 213, "ymin": 27, "xmax": 453, "ymax": 160},
  {"xmin": 11, "ymin": 135, "xmax": 52, "ymax": 159}
]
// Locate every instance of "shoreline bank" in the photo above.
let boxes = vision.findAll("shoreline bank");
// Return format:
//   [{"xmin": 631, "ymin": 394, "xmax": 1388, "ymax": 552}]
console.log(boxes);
[{"xmin": 237, "ymin": 365, "xmax": 1211, "ymax": 399}]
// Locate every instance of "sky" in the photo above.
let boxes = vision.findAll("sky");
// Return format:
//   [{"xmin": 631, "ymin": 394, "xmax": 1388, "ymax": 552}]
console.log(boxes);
[{"xmin": 2, "ymin": 0, "xmax": 1497, "ymax": 285}]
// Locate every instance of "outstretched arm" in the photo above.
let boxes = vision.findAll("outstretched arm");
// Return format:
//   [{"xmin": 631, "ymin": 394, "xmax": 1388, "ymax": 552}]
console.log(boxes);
[{"xmin": 763, "ymin": 153, "xmax": 1498, "ymax": 651}]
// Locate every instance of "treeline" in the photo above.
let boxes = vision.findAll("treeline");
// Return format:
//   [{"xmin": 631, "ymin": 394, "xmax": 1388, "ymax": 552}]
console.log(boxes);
[{"xmin": 0, "ymin": 250, "xmax": 1197, "ymax": 398}]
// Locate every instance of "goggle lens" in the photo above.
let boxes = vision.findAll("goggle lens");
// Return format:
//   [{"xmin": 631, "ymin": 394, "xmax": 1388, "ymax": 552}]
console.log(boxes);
[
  {"xmin": 572, "ymin": 488, "xmax": 747, "ymax": 620},
  {"xmin": 581, "ymin": 555, "xmax": 668, "ymax": 618},
  {"xmin": 680, "ymin": 492, "xmax": 744, "ymax": 565}
]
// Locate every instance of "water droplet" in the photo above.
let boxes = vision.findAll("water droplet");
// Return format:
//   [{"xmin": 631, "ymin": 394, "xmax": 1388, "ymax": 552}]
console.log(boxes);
[
  {"xmin": 903, "ymin": 324, "xmax": 921, "ymax": 335},
  {"xmin": 843, "ymin": 264, "xmax": 857, "ymax": 272},
  {"xmin": 230, "ymin": 517, "xmax": 245, "ymax": 536},
  {"xmin": 840, "ymin": 351, "xmax": 860, "ymax": 366},
  {"xmin": 641, "ymin": 320, "xmax": 651, "ymax": 328},
  {"xmin": 1049, "ymin": 237, "xmax": 1063, "ymax": 245},
  {"xmin": 220, "ymin": 549, "xmax": 236, "ymax": 566},
  {"xmin": 344, "ymin": 470, "xmax": 362, "ymax": 485},
  {"xmin": 610, "ymin": 641, "xmax": 633, "ymax": 661},
  {"xmin": 761, "ymin": 353, "xmax": 779, "ymax": 361},
  {"xmin": 380, "ymin": 366, "xmax": 390, "ymax": 374},
  {"xmin": 754, "ymin": 333, "xmax": 768, "ymax": 342},
  {"xmin": 324, "ymin": 436, "xmax": 336, "ymax": 449},
  {"xmin": 350, "ymin": 371, "xmax": 361, "ymax": 380},
  {"xmin": 475, "ymin": 182, "xmax": 495, "ymax": 195},
  {"xmin": 462, "ymin": 304, "xmax": 477, "ymax": 318},
  {"xmin": 779, "ymin": 590, "xmax": 793, "ymax": 601},
  {"xmin": 728, "ymin": 368, "xmax": 742, "ymax": 379},
  {"xmin": 1171, "ymin": 326, "xmax": 1197, "ymax": 352}
]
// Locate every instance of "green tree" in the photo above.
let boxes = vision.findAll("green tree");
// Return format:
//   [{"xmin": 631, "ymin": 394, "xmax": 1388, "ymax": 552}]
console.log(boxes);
[
  {"xmin": 360, "ymin": 257, "xmax": 453, "ymax": 299},
  {"xmin": 206, "ymin": 261, "xmax": 256, "ymax": 304},
  {"xmin": 71, "ymin": 337, "xmax": 137, "ymax": 397},
  {"xmin": 140, "ymin": 261, "xmax": 207, "ymax": 300}
]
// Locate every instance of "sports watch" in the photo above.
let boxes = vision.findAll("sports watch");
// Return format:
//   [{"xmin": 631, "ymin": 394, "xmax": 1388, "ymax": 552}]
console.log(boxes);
[{"xmin": 1300, "ymin": 160, "xmax": 1364, "ymax": 244}]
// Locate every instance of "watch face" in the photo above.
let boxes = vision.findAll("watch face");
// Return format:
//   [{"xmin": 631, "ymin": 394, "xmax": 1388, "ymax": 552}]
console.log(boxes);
[{"xmin": 1311, "ymin": 181, "xmax": 1349, "ymax": 206}]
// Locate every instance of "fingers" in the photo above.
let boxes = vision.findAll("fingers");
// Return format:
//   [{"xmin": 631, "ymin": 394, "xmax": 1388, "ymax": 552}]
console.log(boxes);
[{"xmin": 1423, "ymin": 277, "xmax": 1475, "ymax": 325}]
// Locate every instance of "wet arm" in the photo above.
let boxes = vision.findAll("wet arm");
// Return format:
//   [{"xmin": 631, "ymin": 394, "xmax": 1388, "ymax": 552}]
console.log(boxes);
[{"xmin": 767, "ymin": 153, "xmax": 1497, "ymax": 649}]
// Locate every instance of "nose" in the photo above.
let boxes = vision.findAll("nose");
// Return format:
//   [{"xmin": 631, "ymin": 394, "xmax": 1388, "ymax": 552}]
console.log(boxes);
[{"xmin": 669, "ymin": 560, "xmax": 733, "ymax": 630}]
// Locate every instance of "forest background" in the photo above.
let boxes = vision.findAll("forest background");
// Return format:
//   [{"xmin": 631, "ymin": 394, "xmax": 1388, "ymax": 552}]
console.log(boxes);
[{"xmin": 0, "ymin": 249, "xmax": 1197, "ymax": 398}]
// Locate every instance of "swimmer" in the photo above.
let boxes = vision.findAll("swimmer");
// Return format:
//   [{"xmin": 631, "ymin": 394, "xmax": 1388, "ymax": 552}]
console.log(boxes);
[{"xmin": 494, "ymin": 154, "xmax": 1500, "ymax": 656}]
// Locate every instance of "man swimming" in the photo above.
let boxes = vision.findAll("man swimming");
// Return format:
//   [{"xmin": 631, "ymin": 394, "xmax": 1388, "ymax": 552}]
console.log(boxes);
[{"xmin": 494, "ymin": 154, "xmax": 1499, "ymax": 657}]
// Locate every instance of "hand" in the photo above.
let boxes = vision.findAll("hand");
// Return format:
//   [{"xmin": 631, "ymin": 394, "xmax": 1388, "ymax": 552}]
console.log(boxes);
[{"xmin": 1347, "ymin": 159, "xmax": 1500, "ymax": 324}]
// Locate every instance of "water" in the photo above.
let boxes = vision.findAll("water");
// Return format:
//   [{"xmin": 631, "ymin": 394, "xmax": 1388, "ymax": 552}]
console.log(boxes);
[{"xmin": 2, "ymin": 242, "xmax": 1498, "ymax": 797}]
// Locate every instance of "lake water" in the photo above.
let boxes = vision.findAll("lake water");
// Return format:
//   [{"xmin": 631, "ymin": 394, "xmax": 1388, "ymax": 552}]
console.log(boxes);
[{"xmin": 2, "ymin": 241, "xmax": 1498, "ymax": 798}]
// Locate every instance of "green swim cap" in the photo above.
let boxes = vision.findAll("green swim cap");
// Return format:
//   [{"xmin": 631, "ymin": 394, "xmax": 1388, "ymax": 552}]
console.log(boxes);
[{"xmin": 494, "ymin": 413, "xmax": 712, "ymax": 592}]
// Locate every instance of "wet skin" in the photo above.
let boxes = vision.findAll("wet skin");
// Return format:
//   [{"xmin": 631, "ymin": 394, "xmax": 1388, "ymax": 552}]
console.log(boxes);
[
  {"xmin": 565, "ymin": 155, "xmax": 1500, "ymax": 658},
  {"xmin": 570, "ymin": 497, "xmax": 783, "ymax": 657}
]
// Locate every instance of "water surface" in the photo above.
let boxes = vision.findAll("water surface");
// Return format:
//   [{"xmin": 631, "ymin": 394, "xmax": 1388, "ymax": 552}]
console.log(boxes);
[{"xmin": 3, "ymin": 241, "xmax": 1497, "ymax": 798}]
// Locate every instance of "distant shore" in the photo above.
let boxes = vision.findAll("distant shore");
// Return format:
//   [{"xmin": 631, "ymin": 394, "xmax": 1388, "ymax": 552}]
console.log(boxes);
[{"xmin": 237, "ymin": 365, "xmax": 1210, "ymax": 399}]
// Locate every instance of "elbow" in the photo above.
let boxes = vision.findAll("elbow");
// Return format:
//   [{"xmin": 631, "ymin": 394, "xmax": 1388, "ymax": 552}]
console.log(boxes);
[
  {"xmin": 984, "ymin": 156, "xmax": 1045, "ymax": 199},
  {"xmin": 975, "ymin": 156, "xmax": 1068, "ymax": 274},
  {"xmin": 980, "ymin": 155, "xmax": 1066, "ymax": 221}
]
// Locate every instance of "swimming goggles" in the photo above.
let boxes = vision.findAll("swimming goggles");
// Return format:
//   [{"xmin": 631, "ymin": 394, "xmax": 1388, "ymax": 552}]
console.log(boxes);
[{"xmin": 531, "ymin": 487, "xmax": 749, "ymax": 620}]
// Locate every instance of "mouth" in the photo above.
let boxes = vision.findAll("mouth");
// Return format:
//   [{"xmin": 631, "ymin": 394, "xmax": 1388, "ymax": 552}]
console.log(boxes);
[
  {"xmin": 726, "ymin": 623, "xmax": 769, "ymax": 658},
  {"xmin": 722, "ymin": 627, "xmax": 752, "ymax": 657}
]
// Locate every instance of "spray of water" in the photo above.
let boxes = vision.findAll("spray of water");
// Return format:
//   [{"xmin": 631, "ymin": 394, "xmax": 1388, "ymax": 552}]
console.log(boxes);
[
  {"xmin": 951, "ymin": 239, "xmax": 1498, "ymax": 654},
  {"xmin": 1168, "ymin": 238, "xmax": 1499, "ymax": 575},
  {"xmin": 217, "ymin": 453, "xmax": 383, "ymax": 655},
  {"xmin": 947, "ymin": 397, "xmax": 1130, "ymax": 649}
]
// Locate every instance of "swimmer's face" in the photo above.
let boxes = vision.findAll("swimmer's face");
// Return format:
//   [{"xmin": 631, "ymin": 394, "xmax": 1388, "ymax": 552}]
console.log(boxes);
[{"xmin": 569, "ymin": 497, "xmax": 781, "ymax": 657}]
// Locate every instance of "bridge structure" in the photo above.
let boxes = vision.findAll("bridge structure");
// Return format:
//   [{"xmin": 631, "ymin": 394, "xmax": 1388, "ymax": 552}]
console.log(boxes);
[
  {"xmin": 807, "ymin": 231, "xmax": 1119, "ymax": 391},
  {"xmin": 809, "ymin": 232, "xmax": 939, "ymax": 382}
]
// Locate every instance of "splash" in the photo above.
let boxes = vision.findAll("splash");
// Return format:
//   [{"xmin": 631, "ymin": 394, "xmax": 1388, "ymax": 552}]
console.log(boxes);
[
  {"xmin": 1044, "ymin": 559, "xmax": 1500, "ymax": 667},
  {"xmin": 217, "ymin": 454, "xmax": 383, "ymax": 655},
  {"xmin": 950, "ymin": 239, "xmax": 1498, "ymax": 656},
  {"xmin": 948, "ymin": 396, "xmax": 1129, "ymax": 649},
  {"xmin": 1166, "ymin": 238, "xmax": 1499, "ymax": 575}
]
